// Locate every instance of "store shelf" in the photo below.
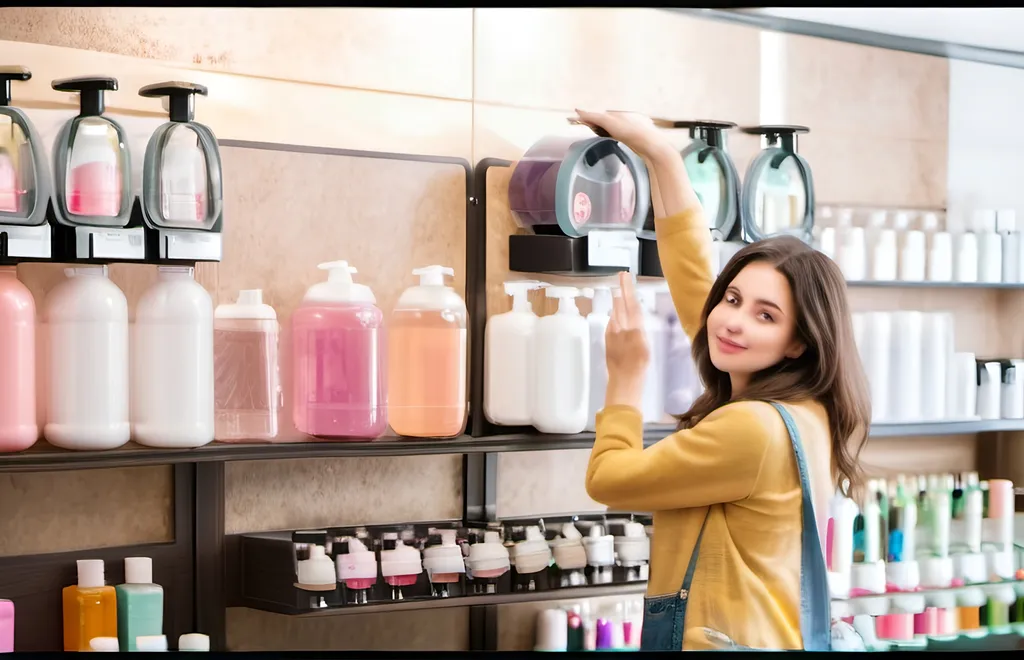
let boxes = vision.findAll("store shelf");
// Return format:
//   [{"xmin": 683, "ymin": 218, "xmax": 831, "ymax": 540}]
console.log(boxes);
[
  {"xmin": 285, "ymin": 582, "xmax": 647, "ymax": 618},
  {"xmin": 4, "ymin": 420, "xmax": 1023, "ymax": 473}
]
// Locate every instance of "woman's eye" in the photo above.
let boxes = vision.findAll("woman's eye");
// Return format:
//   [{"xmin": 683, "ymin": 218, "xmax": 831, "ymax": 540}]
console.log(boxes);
[
  {"xmin": 758, "ymin": 311, "xmax": 774, "ymax": 322},
  {"xmin": 725, "ymin": 295, "xmax": 738, "ymax": 305}
]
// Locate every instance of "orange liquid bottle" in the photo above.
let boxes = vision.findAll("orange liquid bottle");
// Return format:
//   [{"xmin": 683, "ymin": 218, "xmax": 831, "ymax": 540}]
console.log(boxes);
[
  {"xmin": 388, "ymin": 266, "xmax": 468, "ymax": 438},
  {"xmin": 63, "ymin": 559, "xmax": 117, "ymax": 651}
]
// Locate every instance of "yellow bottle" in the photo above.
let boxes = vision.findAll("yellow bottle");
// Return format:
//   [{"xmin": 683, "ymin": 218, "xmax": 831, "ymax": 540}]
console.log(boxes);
[{"xmin": 63, "ymin": 559, "xmax": 117, "ymax": 651}]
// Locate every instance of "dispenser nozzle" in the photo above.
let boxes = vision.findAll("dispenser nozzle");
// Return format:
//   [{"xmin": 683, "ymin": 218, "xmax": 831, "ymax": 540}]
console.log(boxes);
[
  {"xmin": 591, "ymin": 286, "xmax": 613, "ymax": 315},
  {"xmin": 0, "ymin": 66, "xmax": 31, "ymax": 107},
  {"xmin": 413, "ymin": 265, "xmax": 455, "ymax": 287},
  {"xmin": 51, "ymin": 76, "xmax": 119, "ymax": 117},
  {"xmin": 138, "ymin": 81, "xmax": 209, "ymax": 123},
  {"xmin": 544, "ymin": 286, "xmax": 580, "ymax": 299},
  {"xmin": 504, "ymin": 279, "xmax": 546, "ymax": 312},
  {"xmin": 317, "ymin": 260, "xmax": 355, "ymax": 284}
]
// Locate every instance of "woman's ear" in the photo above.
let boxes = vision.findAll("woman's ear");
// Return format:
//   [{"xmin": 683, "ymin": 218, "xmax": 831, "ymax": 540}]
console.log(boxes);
[{"xmin": 785, "ymin": 341, "xmax": 807, "ymax": 360}]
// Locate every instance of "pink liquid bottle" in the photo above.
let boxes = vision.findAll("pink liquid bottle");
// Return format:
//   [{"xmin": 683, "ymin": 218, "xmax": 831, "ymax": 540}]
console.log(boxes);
[
  {"xmin": 291, "ymin": 261, "xmax": 387, "ymax": 439},
  {"xmin": 0, "ymin": 265, "xmax": 36, "ymax": 452}
]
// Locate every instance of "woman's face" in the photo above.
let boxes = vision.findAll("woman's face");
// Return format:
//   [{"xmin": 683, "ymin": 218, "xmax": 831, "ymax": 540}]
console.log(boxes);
[{"xmin": 706, "ymin": 261, "xmax": 805, "ymax": 376}]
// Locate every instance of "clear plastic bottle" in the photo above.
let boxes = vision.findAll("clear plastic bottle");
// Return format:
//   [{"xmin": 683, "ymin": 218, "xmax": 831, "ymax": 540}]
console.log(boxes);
[
  {"xmin": 291, "ymin": 261, "xmax": 387, "ymax": 439},
  {"xmin": 132, "ymin": 266, "xmax": 214, "ymax": 448},
  {"xmin": 388, "ymin": 265, "xmax": 468, "ymax": 438},
  {"xmin": 532, "ymin": 286, "xmax": 589, "ymax": 434},
  {"xmin": 66, "ymin": 119, "xmax": 122, "ymax": 219},
  {"xmin": 159, "ymin": 124, "xmax": 208, "ymax": 225},
  {"xmin": 44, "ymin": 266, "xmax": 130, "ymax": 450},
  {"xmin": 214, "ymin": 289, "xmax": 280, "ymax": 442},
  {"xmin": 0, "ymin": 265, "xmax": 36, "ymax": 452}
]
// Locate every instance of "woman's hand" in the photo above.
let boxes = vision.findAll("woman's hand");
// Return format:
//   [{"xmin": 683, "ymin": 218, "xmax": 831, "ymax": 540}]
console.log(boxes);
[
  {"xmin": 574, "ymin": 109, "xmax": 676, "ymax": 164},
  {"xmin": 605, "ymin": 271, "xmax": 649, "ymax": 410}
]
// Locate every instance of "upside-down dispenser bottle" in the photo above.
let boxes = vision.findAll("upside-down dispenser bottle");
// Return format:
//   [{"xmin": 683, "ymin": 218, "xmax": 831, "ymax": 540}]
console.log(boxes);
[
  {"xmin": 388, "ymin": 265, "xmax": 468, "ymax": 438},
  {"xmin": 291, "ymin": 261, "xmax": 387, "ymax": 439},
  {"xmin": 511, "ymin": 526, "xmax": 553, "ymax": 592},
  {"xmin": 0, "ymin": 66, "xmax": 52, "ymax": 259},
  {"xmin": 466, "ymin": 530, "xmax": 511, "ymax": 595},
  {"xmin": 551, "ymin": 522, "xmax": 588, "ymax": 587},
  {"xmin": 739, "ymin": 125, "xmax": 815, "ymax": 243},
  {"xmin": 508, "ymin": 120, "xmax": 651, "ymax": 238},
  {"xmin": 335, "ymin": 535, "xmax": 378, "ymax": 605},
  {"xmin": 379, "ymin": 532, "xmax": 424, "ymax": 601},
  {"xmin": 138, "ymin": 81, "xmax": 224, "ymax": 262},
  {"xmin": 422, "ymin": 529, "xmax": 466, "ymax": 598}
]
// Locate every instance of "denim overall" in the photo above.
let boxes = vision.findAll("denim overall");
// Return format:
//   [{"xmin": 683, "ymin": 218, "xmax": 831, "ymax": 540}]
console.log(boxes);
[{"xmin": 639, "ymin": 402, "xmax": 833, "ymax": 651}]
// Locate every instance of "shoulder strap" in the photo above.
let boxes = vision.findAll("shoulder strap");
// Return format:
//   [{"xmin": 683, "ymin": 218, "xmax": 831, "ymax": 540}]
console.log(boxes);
[
  {"xmin": 767, "ymin": 401, "xmax": 833, "ymax": 652},
  {"xmin": 676, "ymin": 403, "xmax": 833, "ymax": 651}
]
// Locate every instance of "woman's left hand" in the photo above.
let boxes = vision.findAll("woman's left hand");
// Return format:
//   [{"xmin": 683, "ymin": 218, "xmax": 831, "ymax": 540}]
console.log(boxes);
[{"xmin": 605, "ymin": 271, "xmax": 649, "ymax": 409}]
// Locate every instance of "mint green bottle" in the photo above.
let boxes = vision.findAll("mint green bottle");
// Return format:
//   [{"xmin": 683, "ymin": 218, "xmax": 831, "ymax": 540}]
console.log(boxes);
[{"xmin": 116, "ymin": 557, "xmax": 164, "ymax": 652}]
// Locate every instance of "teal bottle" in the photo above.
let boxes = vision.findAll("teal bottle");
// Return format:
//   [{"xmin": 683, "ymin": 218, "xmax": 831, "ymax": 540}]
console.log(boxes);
[{"xmin": 115, "ymin": 557, "xmax": 164, "ymax": 652}]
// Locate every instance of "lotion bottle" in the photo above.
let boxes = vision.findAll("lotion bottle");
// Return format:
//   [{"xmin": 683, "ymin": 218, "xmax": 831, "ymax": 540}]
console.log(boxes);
[
  {"xmin": 62, "ymin": 559, "xmax": 117, "ymax": 652},
  {"xmin": 0, "ymin": 598, "xmax": 11, "ymax": 653},
  {"xmin": 0, "ymin": 265, "xmax": 36, "ymax": 452},
  {"xmin": 132, "ymin": 266, "xmax": 214, "ymax": 448},
  {"xmin": 532, "ymin": 286, "xmax": 589, "ymax": 434},
  {"xmin": 636, "ymin": 283, "xmax": 668, "ymax": 424},
  {"xmin": 484, "ymin": 280, "xmax": 545, "ymax": 426},
  {"xmin": 115, "ymin": 557, "xmax": 164, "ymax": 652}
]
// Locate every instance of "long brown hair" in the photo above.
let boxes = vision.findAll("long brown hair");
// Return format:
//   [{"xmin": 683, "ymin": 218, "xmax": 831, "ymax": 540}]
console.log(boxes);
[{"xmin": 677, "ymin": 235, "xmax": 871, "ymax": 493}]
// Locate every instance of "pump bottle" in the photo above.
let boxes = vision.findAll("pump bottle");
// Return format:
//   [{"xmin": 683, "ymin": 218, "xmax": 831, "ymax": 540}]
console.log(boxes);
[
  {"xmin": 484, "ymin": 280, "xmax": 545, "ymax": 426},
  {"xmin": 532, "ymin": 286, "xmax": 589, "ymax": 434},
  {"xmin": 63, "ymin": 559, "xmax": 117, "ymax": 651},
  {"xmin": 0, "ymin": 265, "xmax": 36, "ymax": 452},
  {"xmin": 291, "ymin": 261, "xmax": 386, "ymax": 439},
  {"xmin": 583, "ymin": 286, "xmax": 612, "ymax": 432},
  {"xmin": 115, "ymin": 557, "xmax": 164, "ymax": 652},
  {"xmin": 389, "ymin": 265, "xmax": 468, "ymax": 438},
  {"xmin": 636, "ymin": 283, "xmax": 668, "ymax": 425}
]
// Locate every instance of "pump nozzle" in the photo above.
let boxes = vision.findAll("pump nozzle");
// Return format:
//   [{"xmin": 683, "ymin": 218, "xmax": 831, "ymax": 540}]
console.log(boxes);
[
  {"xmin": 413, "ymin": 265, "xmax": 455, "ymax": 287},
  {"xmin": 591, "ymin": 287, "xmax": 613, "ymax": 315},
  {"xmin": 504, "ymin": 279, "xmax": 546, "ymax": 312},
  {"xmin": 0, "ymin": 66, "xmax": 31, "ymax": 107},
  {"xmin": 317, "ymin": 260, "xmax": 355, "ymax": 284},
  {"xmin": 544, "ymin": 286, "xmax": 580, "ymax": 299},
  {"xmin": 51, "ymin": 76, "xmax": 119, "ymax": 117}
]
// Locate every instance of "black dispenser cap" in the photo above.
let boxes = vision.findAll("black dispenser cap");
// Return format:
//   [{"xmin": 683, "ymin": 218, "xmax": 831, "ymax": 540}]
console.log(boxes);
[
  {"xmin": 139, "ymin": 81, "xmax": 208, "ymax": 123},
  {"xmin": 51, "ymin": 76, "xmax": 118, "ymax": 116},
  {"xmin": 740, "ymin": 124, "xmax": 809, "ymax": 154},
  {"xmin": 0, "ymin": 66, "xmax": 31, "ymax": 107},
  {"xmin": 653, "ymin": 119, "xmax": 737, "ymax": 148}
]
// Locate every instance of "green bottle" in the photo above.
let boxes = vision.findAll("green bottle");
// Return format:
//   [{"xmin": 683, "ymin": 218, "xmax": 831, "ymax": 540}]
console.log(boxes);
[{"xmin": 115, "ymin": 557, "xmax": 164, "ymax": 652}]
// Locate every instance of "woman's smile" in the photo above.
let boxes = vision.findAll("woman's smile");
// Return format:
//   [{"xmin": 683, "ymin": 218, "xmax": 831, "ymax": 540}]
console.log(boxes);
[{"xmin": 716, "ymin": 335, "xmax": 747, "ymax": 354}]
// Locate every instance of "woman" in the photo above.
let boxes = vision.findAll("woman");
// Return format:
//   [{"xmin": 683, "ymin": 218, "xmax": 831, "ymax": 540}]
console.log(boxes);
[{"xmin": 577, "ymin": 110, "xmax": 871, "ymax": 651}]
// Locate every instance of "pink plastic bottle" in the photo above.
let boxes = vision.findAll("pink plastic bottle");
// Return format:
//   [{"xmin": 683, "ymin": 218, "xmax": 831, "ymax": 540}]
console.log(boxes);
[
  {"xmin": 291, "ymin": 261, "xmax": 387, "ymax": 439},
  {"xmin": 0, "ymin": 265, "xmax": 36, "ymax": 452}
]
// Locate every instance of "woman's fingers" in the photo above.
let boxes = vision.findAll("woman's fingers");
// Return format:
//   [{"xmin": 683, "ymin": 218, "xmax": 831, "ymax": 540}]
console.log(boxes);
[
  {"xmin": 610, "ymin": 287, "xmax": 628, "ymax": 331},
  {"xmin": 617, "ymin": 271, "xmax": 644, "ymax": 330}
]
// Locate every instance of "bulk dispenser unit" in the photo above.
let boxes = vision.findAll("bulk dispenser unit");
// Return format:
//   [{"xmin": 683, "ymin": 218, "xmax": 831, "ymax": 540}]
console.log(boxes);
[
  {"xmin": 138, "ymin": 81, "xmax": 223, "ymax": 262},
  {"xmin": 48, "ymin": 76, "xmax": 144, "ymax": 262},
  {"xmin": 506, "ymin": 119, "xmax": 651, "ymax": 275},
  {"xmin": 0, "ymin": 66, "xmax": 52, "ymax": 261},
  {"xmin": 739, "ymin": 125, "xmax": 814, "ymax": 243},
  {"xmin": 639, "ymin": 119, "xmax": 740, "ymax": 276}
]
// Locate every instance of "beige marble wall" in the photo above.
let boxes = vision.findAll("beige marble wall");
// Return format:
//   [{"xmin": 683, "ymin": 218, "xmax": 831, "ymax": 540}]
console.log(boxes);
[{"xmin": 0, "ymin": 6, "xmax": 963, "ymax": 651}]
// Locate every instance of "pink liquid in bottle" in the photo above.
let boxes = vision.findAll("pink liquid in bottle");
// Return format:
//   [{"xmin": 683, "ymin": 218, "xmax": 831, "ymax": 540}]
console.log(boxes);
[
  {"xmin": 0, "ymin": 266, "xmax": 37, "ymax": 452},
  {"xmin": 291, "ymin": 304, "xmax": 387, "ymax": 439},
  {"xmin": 0, "ymin": 152, "xmax": 18, "ymax": 213},
  {"xmin": 68, "ymin": 161, "xmax": 121, "ymax": 217}
]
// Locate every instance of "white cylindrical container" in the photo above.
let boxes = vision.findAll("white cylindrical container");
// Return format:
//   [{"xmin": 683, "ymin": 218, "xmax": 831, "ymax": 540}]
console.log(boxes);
[
  {"xmin": 976, "ymin": 233, "xmax": 1003, "ymax": 284},
  {"xmin": 1001, "ymin": 360, "xmax": 1024, "ymax": 420},
  {"xmin": 977, "ymin": 361, "xmax": 1002, "ymax": 420},
  {"xmin": 535, "ymin": 608, "xmax": 569, "ymax": 652},
  {"xmin": 838, "ymin": 226, "xmax": 866, "ymax": 281},
  {"xmin": 585, "ymin": 287, "xmax": 612, "ymax": 432},
  {"xmin": 948, "ymin": 352, "xmax": 978, "ymax": 420},
  {"xmin": 484, "ymin": 280, "xmax": 545, "ymax": 427},
  {"xmin": 889, "ymin": 311, "xmax": 923, "ymax": 422},
  {"xmin": 637, "ymin": 284, "xmax": 668, "ymax": 425},
  {"xmin": 927, "ymin": 231, "xmax": 954, "ymax": 282},
  {"xmin": 133, "ymin": 266, "xmax": 214, "ymax": 448},
  {"xmin": 920, "ymin": 313, "xmax": 951, "ymax": 421},
  {"xmin": 954, "ymin": 232, "xmax": 979, "ymax": 283},
  {"xmin": 870, "ymin": 229, "xmax": 898, "ymax": 281},
  {"xmin": 898, "ymin": 230, "xmax": 927, "ymax": 281},
  {"xmin": 178, "ymin": 634, "xmax": 210, "ymax": 652},
  {"xmin": 532, "ymin": 286, "xmax": 589, "ymax": 434},
  {"xmin": 863, "ymin": 312, "xmax": 892, "ymax": 422},
  {"xmin": 214, "ymin": 289, "xmax": 280, "ymax": 442},
  {"xmin": 44, "ymin": 266, "xmax": 130, "ymax": 450}
]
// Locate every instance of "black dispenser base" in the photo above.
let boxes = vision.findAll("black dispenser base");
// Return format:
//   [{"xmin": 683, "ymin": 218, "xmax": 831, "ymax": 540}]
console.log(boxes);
[
  {"xmin": 638, "ymin": 236, "xmax": 663, "ymax": 278},
  {"xmin": 508, "ymin": 233, "xmax": 628, "ymax": 277}
]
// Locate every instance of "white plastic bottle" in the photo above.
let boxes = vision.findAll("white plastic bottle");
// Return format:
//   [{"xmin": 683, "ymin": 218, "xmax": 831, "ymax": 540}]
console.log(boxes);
[
  {"xmin": 132, "ymin": 266, "xmax": 214, "ymax": 448},
  {"xmin": 584, "ymin": 286, "xmax": 612, "ymax": 432},
  {"xmin": 214, "ymin": 289, "xmax": 280, "ymax": 442},
  {"xmin": 637, "ymin": 283, "xmax": 668, "ymax": 425},
  {"xmin": 532, "ymin": 286, "xmax": 589, "ymax": 434},
  {"xmin": 484, "ymin": 280, "xmax": 545, "ymax": 426},
  {"xmin": 44, "ymin": 266, "xmax": 130, "ymax": 450}
]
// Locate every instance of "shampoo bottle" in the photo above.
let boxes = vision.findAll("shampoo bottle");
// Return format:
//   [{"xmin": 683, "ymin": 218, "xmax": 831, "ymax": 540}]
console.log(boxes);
[
  {"xmin": 291, "ymin": 261, "xmax": 387, "ymax": 439},
  {"xmin": 115, "ymin": 557, "xmax": 164, "ymax": 652},
  {"xmin": 389, "ymin": 265, "xmax": 468, "ymax": 438},
  {"xmin": 532, "ymin": 286, "xmax": 589, "ymax": 434},
  {"xmin": 133, "ymin": 266, "xmax": 214, "ymax": 448},
  {"xmin": 664, "ymin": 308, "xmax": 700, "ymax": 416},
  {"xmin": 44, "ymin": 266, "xmax": 129, "ymax": 450},
  {"xmin": 214, "ymin": 289, "xmax": 280, "ymax": 441},
  {"xmin": 636, "ymin": 283, "xmax": 668, "ymax": 424},
  {"xmin": 584, "ymin": 286, "xmax": 612, "ymax": 433},
  {"xmin": 0, "ymin": 265, "xmax": 36, "ymax": 452},
  {"xmin": 484, "ymin": 280, "xmax": 544, "ymax": 426},
  {"xmin": 62, "ymin": 559, "xmax": 117, "ymax": 652}
]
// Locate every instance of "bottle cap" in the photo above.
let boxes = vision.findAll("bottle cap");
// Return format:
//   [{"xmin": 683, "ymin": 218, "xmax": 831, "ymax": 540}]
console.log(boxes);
[
  {"xmin": 77, "ymin": 559, "xmax": 105, "ymax": 589},
  {"xmin": 136, "ymin": 635, "xmax": 168, "ymax": 652},
  {"xmin": 124, "ymin": 556, "xmax": 153, "ymax": 584},
  {"xmin": 88, "ymin": 637, "xmax": 119, "ymax": 652},
  {"xmin": 413, "ymin": 264, "xmax": 455, "ymax": 287},
  {"xmin": 178, "ymin": 633, "xmax": 210, "ymax": 652}
]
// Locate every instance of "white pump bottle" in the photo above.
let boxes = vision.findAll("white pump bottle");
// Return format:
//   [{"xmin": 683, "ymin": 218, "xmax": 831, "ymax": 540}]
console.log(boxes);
[
  {"xmin": 484, "ymin": 280, "xmax": 546, "ymax": 426},
  {"xmin": 532, "ymin": 286, "xmax": 589, "ymax": 434},
  {"xmin": 583, "ymin": 286, "xmax": 612, "ymax": 432},
  {"xmin": 636, "ymin": 283, "xmax": 668, "ymax": 425}
]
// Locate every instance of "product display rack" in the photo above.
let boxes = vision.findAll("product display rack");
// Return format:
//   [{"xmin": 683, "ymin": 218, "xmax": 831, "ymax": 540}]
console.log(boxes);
[{"xmin": 4, "ymin": 138, "xmax": 1023, "ymax": 653}]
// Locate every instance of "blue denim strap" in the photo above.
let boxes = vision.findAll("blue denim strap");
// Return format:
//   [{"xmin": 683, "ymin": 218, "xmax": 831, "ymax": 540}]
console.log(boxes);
[{"xmin": 767, "ymin": 401, "xmax": 833, "ymax": 652}]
